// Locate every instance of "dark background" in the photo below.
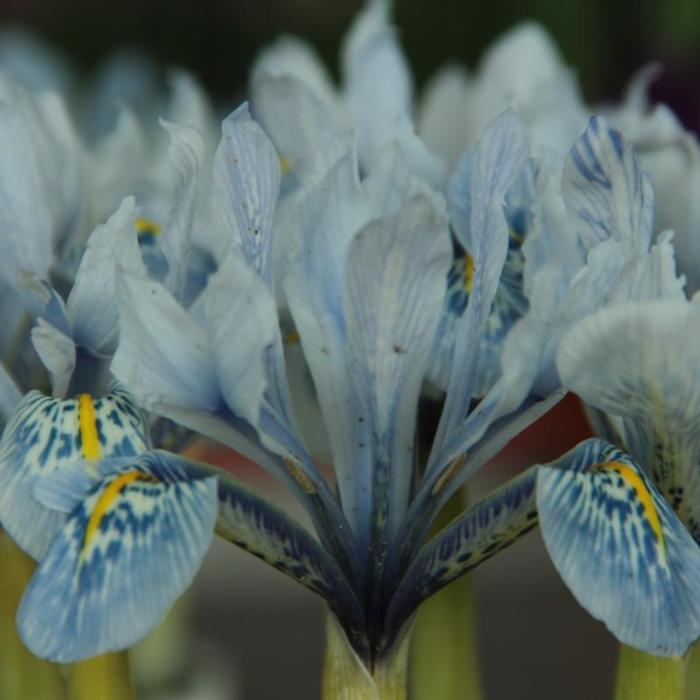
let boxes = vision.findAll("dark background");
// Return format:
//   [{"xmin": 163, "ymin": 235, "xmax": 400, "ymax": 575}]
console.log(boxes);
[{"xmin": 2, "ymin": 0, "xmax": 700, "ymax": 128}]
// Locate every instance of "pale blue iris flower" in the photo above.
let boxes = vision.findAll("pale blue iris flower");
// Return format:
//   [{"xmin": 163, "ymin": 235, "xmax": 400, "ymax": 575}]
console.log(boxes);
[
  {"xmin": 4, "ymin": 99, "xmax": 688, "ymax": 666},
  {"xmin": 0, "ymin": 71, "xmax": 229, "ymax": 662},
  {"xmin": 556, "ymin": 298, "xmax": 700, "ymax": 646},
  {"xmin": 1, "ymin": 17, "xmax": 698, "ymax": 666}
]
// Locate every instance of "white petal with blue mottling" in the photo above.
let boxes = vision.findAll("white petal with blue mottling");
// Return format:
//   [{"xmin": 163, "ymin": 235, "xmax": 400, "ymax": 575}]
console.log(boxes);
[
  {"xmin": 538, "ymin": 445, "xmax": 700, "ymax": 656},
  {"xmin": 563, "ymin": 116, "xmax": 653, "ymax": 254},
  {"xmin": 0, "ymin": 385, "xmax": 151, "ymax": 559},
  {"xmin": 18, "ymin": 465, "xmax": 217, "ymax": 662},
  {"xmin": 558, "ymin": 298, "xmax": 700, "ymax": 540}
]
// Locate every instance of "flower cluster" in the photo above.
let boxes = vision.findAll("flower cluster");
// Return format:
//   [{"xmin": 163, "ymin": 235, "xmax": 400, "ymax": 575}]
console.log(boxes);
[{"xmin": 0, "ymin": 0, "xmax": 699, "ymax": 680}]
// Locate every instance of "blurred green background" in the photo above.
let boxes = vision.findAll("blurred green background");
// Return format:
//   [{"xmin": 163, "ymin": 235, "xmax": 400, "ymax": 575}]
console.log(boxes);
[{"xmin": 2, "ymin": 0, "xmax": 699, "ymax": 127}]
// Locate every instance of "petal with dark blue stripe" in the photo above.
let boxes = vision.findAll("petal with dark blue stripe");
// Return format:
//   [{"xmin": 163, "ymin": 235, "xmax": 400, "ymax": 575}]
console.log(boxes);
[
  {"xmin": 563, "ymin": 116, "xmax": 653, "ymax": 254},
  {"xmin": 17, "ymin": 462, "xmax": 217, "ymax": 662},
  {"xmin": 0, "ymin": 384, "xmax": 151, "ymax": 559},
  {"xmin": 538, "ymin": 444, "xmax": 700, "ymax": 656}
]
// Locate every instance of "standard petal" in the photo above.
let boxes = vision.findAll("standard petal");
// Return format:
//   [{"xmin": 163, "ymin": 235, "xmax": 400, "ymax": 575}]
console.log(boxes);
[
  {"xmin": 433, "ymin": 110, "xmax": 528, "ymax": 455},
  {"xmin": 213, "ymin": 103, "xmax": 280, "ymax": 284},
  {"xmin": 67, "ymin": 197, "xmax": 148, "ymax": 357},
  {"xmin": 342, "ymin": 0, "xmax": 411, "ymax": 171},
  {"xmin": 199, "ymin": 248, "xmax": 278, "ymax": 428},
  {"xmin": 159, "ymin": 120, "xmax": 205, "ymax": 299},
  {"xmin": 0, "ymin": 361, "xmax": 21, "ymax": 426},
  {"xmin": 251, "ymin": 69, "xmax": 340, "ymax": 185},
  {"xmin": 0, "ymin": 76, "xmax": 53, "ymax": 282},
  {"xmin": 112, "ymin": 271, "xmax": 221, "ymax": 414},
  {"xmin": 417, "ymin": 65, "xmax": 471, "ymax": 169},
  {"xmin": 30, "ymin": 318, "xmax": 76, "ymax": 398},
  {"xmin": 284, "ymin": 151, "xmax": 373, "ymax": 540},
  {"xmin": 537, "ymin": 444, "xmax": 700, "ymax": 656},
  {"xmin": 17, "ymin": 464, "xmax": 217, "ymax": 662},
  {"xmin": 343, "ymin": 194, "xmax": 452, "ymax": 537},
  {"xmin": 563, "ymin": 116, "xmax": 654, "ymax": 254}
]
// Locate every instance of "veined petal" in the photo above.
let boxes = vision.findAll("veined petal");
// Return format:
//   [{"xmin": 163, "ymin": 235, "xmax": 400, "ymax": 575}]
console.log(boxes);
[
  {"xmin": 169, "ymin": 451, "xmax": 363, "ymax": 629},
  {"xmin": 433, "ymin": 110, "xmax": 528, "ymax": 456},
  {"xmin": 30, "ymin": 318, "xmax": 75, "ymax": 398},
  {"xmin": 0, "ymin": 76, "xmax": 53, "ymax": 282},
  {"xmin": 361, "ymin": 143, "xmax": 435, "ymax": 219},
  {"xmin": 252, "ymin": 35, "xmax": 339, "ymax": 117},
  {"xmin": 563, "ymin": 116, "xmax": 654, "ymax": 254},
  {"xmin": 418, "ymin": 64, "xmax": 471, "ymax": 169},
  {"xmin": 17, "ymin": 462, "xmax": 217, "ymax": 662},
  {"xmin": 251, "ymin": 69, "xmax": 340, "ymax": 185},
  {"xmin": 538, "ymin": 442, "xmax": 700, "ymax": 656},
  {"xmin": 342, "ymin": 0, "xmax": 414, "ymax": 173},
  {"xmin": 609, "ymin": 230, "xmax": 686, "ymax": 303},
  {"xmin": 112, "ymin": 271, "xmax": 221, "ymax": 414},
  {"xmin": 557, "ymin": 299, "xmax": 700, "ymax": 539},
  {"xmin": 344, "ymin": 194, "xmax": 451, "ymax": 537},
  {"xmin": 164, "ymin": 70, "xmax": 218, "ymax": 153},
  {"xmin": 0, "ymin": 361, "xmax": 21, "ymax": 426},
  {"xmin": 199, "ymin": 248, "xmax": 278, "ymax": 428},
  {"xmin": 213, "ymin": 103, "xmax": 280, "ymax": 284},
  {"xmin": 88, "ymin": 108, "xmax": 144, "ymax": 224},
  {"xmin": 0, "ymin": 385, "xmax": 151, "ymax": 560},
  {"xmin": 67, "ymin": 197, "xmax": 147, "ymax": 357},
  {"xmin": 284, "ymin": 151, "xmax": 372, "ymax": 540},
  {"xmin": 387, "ymin": 468, "xmax": 538, "ymax": 638},
  {"xmin": 159, "ymin": 120, "xmax": 205, "ymax": 300}
]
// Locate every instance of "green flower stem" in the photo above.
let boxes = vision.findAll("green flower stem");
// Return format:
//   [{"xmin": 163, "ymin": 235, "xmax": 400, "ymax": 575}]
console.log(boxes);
[
  {"xmin": 322, "ymin": 615, "xmax": 410, "ymax": 700},
  {"xmin": 411, "ymin": 489, "xmax": 483, "ymax": 700},
  {"xmin": 0, "ymin": 533, "xmax": 66, "ymax": 700},
  {"xmin": 68, "ymin": 652, "xmax": 134, "ymax": 700},
  {"xmin": 684, "ymin": 643, "xmax": 700, "ymax": 700},
  {"xmin": 614, "ymin": 645, "xmax": 685, "ymax": 700}
]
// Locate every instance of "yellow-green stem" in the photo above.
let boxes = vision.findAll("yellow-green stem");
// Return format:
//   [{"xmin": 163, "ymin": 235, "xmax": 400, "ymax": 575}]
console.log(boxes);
[
  {"xmin": 322, "ymin": 615, "xmax": 410, "ymax": 700},
  {"xmin": 614, "ymin": 645, "xmax": 685, "ymax": 700},
  {"xmin": 0, "ymin": 533, "xmax": 66, "ymax": 699},
  {"xmin": 411, "ymin": 489, "xmax": 483, "ymax": 700},
  {"xmin": 68, "ymin": 652, "xmax": 134, "ymax": 700},
  {"xmin": 684, "ymin": 643, "xmax": 700, "ymax": 700}
]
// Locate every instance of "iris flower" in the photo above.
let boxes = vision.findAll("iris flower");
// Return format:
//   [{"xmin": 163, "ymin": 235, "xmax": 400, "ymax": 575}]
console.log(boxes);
[
  {"xmin": 0, "ymin": 14, "xmax": 697, "ymax": 694},
  {"xmin": 1, "ymin": 96, "xmax": 693, "ymax": 688}
]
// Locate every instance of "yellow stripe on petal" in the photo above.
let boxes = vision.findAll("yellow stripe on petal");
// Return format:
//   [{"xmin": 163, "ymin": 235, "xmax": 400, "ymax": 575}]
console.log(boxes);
[
  {"xmin": 83, "ymin": 471, "xmax": 156, "ymax": 551},
  {"xmin": 279, "ymin": 156, "xmax": 291, "ymax": 176},
  {"xmin": 79, "ymin": 394, "xmax": 101, "ymax": 460},
  {"xmin": 463, "ymin": 255, "xmax": 474, "ymax": 293},
  {"xmin": 134, "ymin": 218, "xmax": 162, "ymax": 237},
  {"xmin": 597, "ymin": 460, "xmax": 664, "ymax": 547}
]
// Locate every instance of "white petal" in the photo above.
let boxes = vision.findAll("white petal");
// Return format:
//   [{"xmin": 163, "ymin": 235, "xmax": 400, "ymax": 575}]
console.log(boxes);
[
  {"xmin": 344, "ymin": 194, "xmax": 451, "ymax": 533},
  {"xmin": 67, "ymin": 197, "xmax": 147, "ymax": 357},
  {"xmin": 563, "ymin": 116, "xmax": 654, "ymax": 254},
  {"xmin": 159, "ymin": 120, "xmax": 205, "ymax": 299},
  {"xmin": 213, "ymin": 103, "xmax": 280, "ymax": 284},
  {"xmin": 199, "ymin": 248, "xmax": 278, "ymax": 427},
  {"xmin": 112, "ymin": 272, "xmax": 220, "ymax": 413},
  {"xmin": 31, "ymin": 318, "xmax": 75, "ymax": 398}
]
